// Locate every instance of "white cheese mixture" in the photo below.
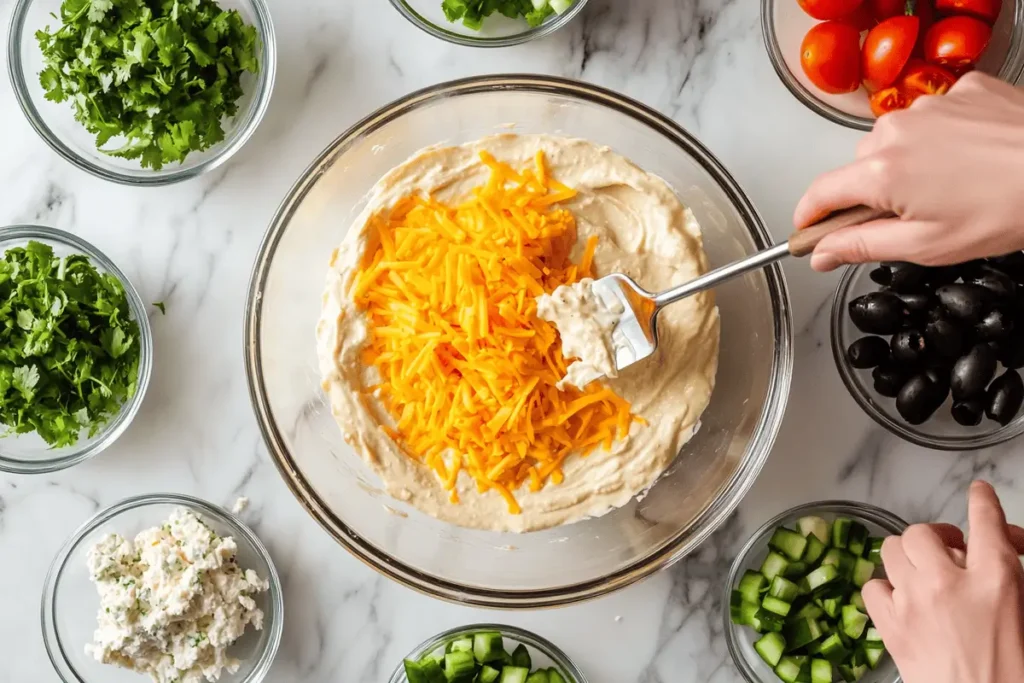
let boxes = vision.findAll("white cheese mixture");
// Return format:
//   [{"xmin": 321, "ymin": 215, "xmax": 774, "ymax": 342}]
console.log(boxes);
[{"xmin": 86, "ymin": 508, "xmax": 269, "ymax": 683}]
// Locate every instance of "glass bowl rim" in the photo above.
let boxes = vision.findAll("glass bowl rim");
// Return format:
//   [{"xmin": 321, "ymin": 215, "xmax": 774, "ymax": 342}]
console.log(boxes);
[
  {"xmin": 760, "ymin": 0, "xmax": 1024, "ymax": 131},
  {"xmin": 387, "ymin": 0, "xmax": 589, "ymax": 47},
  {"xmin": 830, "ymin": 263, "xmax": 1024, "ymax": 451},
  {"xmin": 40, "ymin": 492, "xmax": 285, "ymax": 683},
  {"xmin": 723, "ymin": 500, "xmax": 909, "ymax": 683},
  {"xmin": 6, "ymin": 0, "xmax": 278, "ymax": 187},
  {"xmin": 386, "ymin": 623, "xmax": 589, "ymax": 683},
  {"xmin": 244, "ymin": 73, "xmax": 795, "ymax": 608},
  {"xmin": 0, "ymin": 224, "xmax": 153, "ymax": 474}
]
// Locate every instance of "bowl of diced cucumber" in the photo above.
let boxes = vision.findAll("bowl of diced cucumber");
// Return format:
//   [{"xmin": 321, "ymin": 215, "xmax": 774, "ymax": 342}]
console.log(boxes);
[
  {"xmin": 724, "ymin": 502, "xmax": 908, "ymax": 683},
  {"xmin": 391, "ymin": 624, "xmax": 587, "ymax": 683}
]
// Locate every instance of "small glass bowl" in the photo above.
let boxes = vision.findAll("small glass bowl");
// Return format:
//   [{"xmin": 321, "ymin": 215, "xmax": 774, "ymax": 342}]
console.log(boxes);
[
  {"xmin": 0, "ymin": 225, "xmax": 153, "ymax": 474},
  {"xmin": 389, "ymin": 0, "xmax": 588, "ymax": 47},
  {"xmin": 762, "ymin": 0, "xmax": 1024, "ymax": 130},
  {"xmin": 7, "ymin": 0, "xmax": 277, "ymax": 185},
  {"xmin": 41, "ymin": 493, "xmax": 284, "ymax": 683},
  {"xmin": 387, "ymin": 624, "xmax": 588, "ymax": 683},
  {"xmin": 724, "ymin": 501, "xmax": 908, "ymax": 683},
  {"xmin": 831, "ymin": 263, "xmax": 1024, "ymax": 450}
]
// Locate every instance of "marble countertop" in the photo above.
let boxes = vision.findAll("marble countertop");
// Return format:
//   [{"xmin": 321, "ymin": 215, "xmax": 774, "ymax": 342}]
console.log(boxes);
[{"xmin": 2, "ymin": 0, "xmax": 1022, "ymax": 681}]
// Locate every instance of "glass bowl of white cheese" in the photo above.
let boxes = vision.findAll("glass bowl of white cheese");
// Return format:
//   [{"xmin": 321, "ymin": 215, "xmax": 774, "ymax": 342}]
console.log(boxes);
[{"xmin": 41, "ymin": 493, "xmax": 283, "ymax": 683}]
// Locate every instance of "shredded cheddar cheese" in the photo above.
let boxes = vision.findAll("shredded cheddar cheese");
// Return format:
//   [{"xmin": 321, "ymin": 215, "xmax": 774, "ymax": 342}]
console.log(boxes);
[{"xmin": 351, "ymin": 150, "xmax": 641, "ymax": 514}]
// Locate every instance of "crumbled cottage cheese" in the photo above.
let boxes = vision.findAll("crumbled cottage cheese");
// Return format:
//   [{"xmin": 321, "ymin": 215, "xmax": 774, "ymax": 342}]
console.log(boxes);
[{"xmin": 86, "ymin": 508, "xmax": 269, "ymax": 683}]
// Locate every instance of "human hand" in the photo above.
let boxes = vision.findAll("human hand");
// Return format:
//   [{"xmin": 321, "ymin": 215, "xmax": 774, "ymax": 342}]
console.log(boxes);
[
  {"xmin": 794, "ymin": 72, "xmax": 1024, "ymax": 272},
  {"xmin": 862, "ymin": 481, "xmax": 1024, "ymax": 683}
]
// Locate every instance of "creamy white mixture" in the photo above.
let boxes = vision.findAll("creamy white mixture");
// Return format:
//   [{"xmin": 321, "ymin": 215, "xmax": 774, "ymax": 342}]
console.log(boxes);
[
  {"xmin": 317, "ymin": 134, "xmax": 720, "ymax": 532},
  {"xmin": 536, "ymin": 278, "xmax": 623, "ymax": 390},
  {"xmin": 86, "ymin": 508, "xmax": 269, "ymax": 683}
]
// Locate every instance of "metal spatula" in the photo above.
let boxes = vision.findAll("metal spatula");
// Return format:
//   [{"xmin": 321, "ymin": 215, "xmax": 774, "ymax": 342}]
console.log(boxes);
[{"xmin": 593, "ymin": 205, "xmax": 892, "ymax": 372}]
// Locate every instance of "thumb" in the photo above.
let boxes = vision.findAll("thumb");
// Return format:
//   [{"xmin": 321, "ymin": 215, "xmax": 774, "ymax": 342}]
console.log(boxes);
[{"xmin": 809, "ymin": 218, "xmax": 945, "ymax": 272}]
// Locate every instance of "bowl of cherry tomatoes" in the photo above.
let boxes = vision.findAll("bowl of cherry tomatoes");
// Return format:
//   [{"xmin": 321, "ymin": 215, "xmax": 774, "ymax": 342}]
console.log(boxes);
[{"xmin": 762, "ymin": 0, "xmax": 1024, "ymax": 129}]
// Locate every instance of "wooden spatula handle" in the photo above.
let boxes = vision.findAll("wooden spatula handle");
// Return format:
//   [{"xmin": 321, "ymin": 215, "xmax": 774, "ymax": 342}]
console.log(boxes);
[{"xmin": 788, "ymin": 205, "xmax": 895, "ymax": 258}]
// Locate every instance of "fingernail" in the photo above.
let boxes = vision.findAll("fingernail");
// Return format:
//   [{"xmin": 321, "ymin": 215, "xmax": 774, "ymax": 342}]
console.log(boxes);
[{"xmin": 810, "ymin": 252, "xmax": 841, "ymax": 272}]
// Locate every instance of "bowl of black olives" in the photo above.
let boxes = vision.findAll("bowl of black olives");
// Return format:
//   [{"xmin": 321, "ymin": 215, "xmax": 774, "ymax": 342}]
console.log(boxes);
[{"xmin": 831, "ymin": 256, "xmax": 1024, "ymax": 450}]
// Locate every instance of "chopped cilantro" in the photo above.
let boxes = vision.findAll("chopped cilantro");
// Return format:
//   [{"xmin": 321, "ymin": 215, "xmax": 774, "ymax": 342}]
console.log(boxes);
[
  {"xmin": 0, "ymin": 241, "xmax": 141, "ymax": 447},
  {"xmin": 36, "ymin": 0, "xmax": 260, "ymax": 170},
  {"xmin": 441, "ymin": 0, "xmax": 558, "ymax": 29},
  {"xmin": 152, "ymin": 301, "xmax": 166, "ymax": 315}
]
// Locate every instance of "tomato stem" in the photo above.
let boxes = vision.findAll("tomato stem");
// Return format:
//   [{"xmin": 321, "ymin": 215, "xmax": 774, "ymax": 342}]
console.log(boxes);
[{"xmin": 905, "ymin": 0, "xmax": 916, "ymax": 15}]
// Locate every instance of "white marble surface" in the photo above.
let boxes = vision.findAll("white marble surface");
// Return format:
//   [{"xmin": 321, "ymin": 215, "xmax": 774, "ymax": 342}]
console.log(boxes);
[{"xmin": 1, "ymin": 0, "xmax": 1022, "ymax": 681}]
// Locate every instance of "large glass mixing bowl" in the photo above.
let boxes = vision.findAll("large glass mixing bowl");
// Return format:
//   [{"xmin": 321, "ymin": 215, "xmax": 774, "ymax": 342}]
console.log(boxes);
[{"xmin": 244, "ymin": 75, "xmax": 794, "ymax": 608}]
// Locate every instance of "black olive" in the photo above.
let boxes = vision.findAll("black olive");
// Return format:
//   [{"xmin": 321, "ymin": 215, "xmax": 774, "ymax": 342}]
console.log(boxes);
[
  {"xmin": 996, "ymin": 329, "xmax": 1024, "ymax": 369},
  {"xmin": 975, "ymin": 308, "xmax": 1015, "ymax": 341},
  {"xmin": 896, "ymin": 374, "xmax": 949, "ymax": 425},
  {"xmin": 956, "ymin": 259, "xmax": 988, "ymax": 282},
  {"xmin": 952, "ymin": 399, "xmax": 985, "ymax": 427},
  {"xmin": 847, "ymin": 336, "xmax": 890, "ymax": 369},
  {"xmin": 849, "ymin": 292, "xmax": 908, "ymax": 335},
  {"xmin": 924, "ymin": 319, "xmax": 965, "ymax": 359},
  {"xmin": 936, "ymin": 284, "xmax": 992, "ymax": 324},
  {"xmin": 925, "ymin": 265, "xmax": 961, "ymax": 288},
  {"xmin": 951, "ymin": 343, "xmax": 998, "ymax": 401},
  {"xmin": 986, "ymin": 370, "xmax": 1024, "ymax": 426},
  {"xmin": 926, "ymin": 306, "xmax": 947, "ymax": 324},
  {"xmin": 988, "ymin": 252, "xmax": 1024, "ymax": 282},
  {"xmin": 924, "ymin": 361, "xmax": 952, "ymax": 393},
  {"xmin": 869, "ymin": 266, "xmax": 892, "ymax": 286},
  {"xmin": 891, "ymin": 329, "xmax": 927, "ymax": 364},
  {"xmin": 882, "ymin": 261, "xmax": 928, "ymax": 292},
  {"xmin": 895, "ymin": 291, "xmax": 934, "ymax": 317},
  {"xmin": 969, "ymin": 265, "xmax": 1018, "ymax": 302},
  {"xmin": 873, "ymin": 363, "xmax": 909, "ymax": 398}
]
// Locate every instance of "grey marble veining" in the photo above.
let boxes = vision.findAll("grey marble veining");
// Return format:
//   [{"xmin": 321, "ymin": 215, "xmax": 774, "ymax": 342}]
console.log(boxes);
[{"xmin": 1, "ymin": 0, "xmax": 1021, "ymax": 681}]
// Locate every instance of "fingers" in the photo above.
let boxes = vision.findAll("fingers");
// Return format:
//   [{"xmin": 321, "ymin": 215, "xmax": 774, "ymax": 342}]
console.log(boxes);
[
  {"xmin": 967, "ymin": 480, "xmax": 1013, "ymax": 567},
  {"xmin": 793, "ymin": 158, "xmax": 893, "ymax": 229},
  {"xmin": 1009, "ymin": 524, "xmax": 1024, "ymax": 555},
  {"xmin": 808, "ymin": 218, "xmax": 944, "ymax": 272},
  {"xmin": 861, "ymin": 579, "xmax": 897, "ymax": 640},
  {"xmin": 902, "ymin": 524, "xmax": 957, "ymax": 568},
  {"xmin": 881, "ymin": 535, "xmax": 915, "ymax": 583},
  {"xmin": 925, "ymin": 523, "xmax": 967, "ymax": 551}
]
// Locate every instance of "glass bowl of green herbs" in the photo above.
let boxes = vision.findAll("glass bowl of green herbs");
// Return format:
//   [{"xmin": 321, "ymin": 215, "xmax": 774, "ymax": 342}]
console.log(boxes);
[
  {"xmin": 0, "ymin": 225, "xmax": 153, "ymax": 474},
  {"xmin": 390, "ymin": 0, "xmax": 588, "ymax": 47},
  {"xmin": 7, "ymin": 0, "xmax": 276, "ymax": 186}
]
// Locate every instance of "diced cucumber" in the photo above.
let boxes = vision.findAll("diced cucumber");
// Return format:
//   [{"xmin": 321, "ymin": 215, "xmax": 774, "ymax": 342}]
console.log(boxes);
[
  {"xmin": 545, "ymin": 670, "xmax": 566, "ymax": 683},
  {"xmin": 404, "ymin": 658, "xmax": 446, "ymax": 683},
  {"xmin": 821, "ymin": 549, "xmax": 857, "ymax": 580},
  {"xmin": 774, "ymin": 656, "xmax": 804, "ymax": 683},
  {"xmin": 531, "ymin": 0, "xmax": 548, "ymax": 10},
  {"xmin": 818, "ymin": 633, "xmax": 850, "ymax": 664},
  {"xmin": 736, "ymin": 601, "xmax": 761, "ymax": 628},
  {"xmin": 754, "ymin": 609, "xmax": 786, "ymax": 633},
  {"xmin": 511, "ymin": 645, "xmax": 531, "ymax": 670},
  {"xmin": 761, "ymin": 552, "xmax": 791, "ymax": 581},
  {"xmin": 769, "ymin": 576, "xmax": 801, "ymax": 602},
  {"xmin": 770, "ymin": 528, "xmax": 809, "ymax": 561},
  {"xmin": 784, "ymin": 617, "xmax": 823, "ymax": 651},
  {"xmin": 810, "ymin": 658, "xmax": 832, "ymax": 683},
  {"xmin": 866, "ymin": 537, "xmax": 884, "ymax": 564},
  {"xmin": 524, "ymin": 671, "xmax": 549, "ymax": 683},
  {"xmin": 838, "ymin": 663, "xmax": 869, "ymax": 682},
  {"xmin": 841, "ymin": 605, "xmax": 869, "ymax": 639},
  {"xmin": 832, "ymin": 518, "xmax": 853, "ymax": 549},
  {"xmin": 816, "ymin": 596, "xmax": 843, "ymax": 619},
  {"xmin": 797, "ymin": 516, "xmax": 831, "ymax": 544},
  {"xmin": 444, "ymin": 651, "xmax": 477, "ymax": 681},
  {"xmin": 849, "ymin": 591, "xmax": 865, "ymax": 611},
  {"xmin": 852, "ymin": 558, "xmax": 876, "ymax": 587},
  {"xmin": 548, "ymin": 0, "xmax": 573, "ymax": 14},
  {"xmin": 761, "ymin": 595, "xmax": 793, "ymax": 617},
  {"xmin": 449, "ymin": 637, "xmax": 473, "ymax": 654},
  {"xmin": 478, "ymin": 666, "xmax": 501, "ymax": 683},
  {"xmin": 730, "ymin": 590, "xmax": 746, "ymax": 623},
  {"xmin": 801, "ymin": 564, "xmax": 840, "ymax": 593},
  {"xmin": 473, "ymin": 632, "xmax": 504, "ymax": 663},
  {"xmin": 802, "ymin": 535, "xmax": 827, "ymax": 565},
  {"xmin": 738, "ymin": 570, "xmax": 768, "ymax": 604},
  {"xmin": 754, "ymin": 632, "xmax": 787, "ymax": 667},
  {"xmin": 498, "ymin": 667, "xmax": 530, "ymax": 683},
  {"xmin": 783, "ymin": 561, "xmax": 810, "ymax": 580},
  {"xmin": 864, "ymin": 627, "xmax": 883, "ymax": 645},
  {"xmin": 847, "ymin": 522, "xmax": 869, "ymax": 557},
  {"xmin": 790, "ymin": 602, "xmax": 824, "ymax": 621},
  {"xmin": 863, "ymin": 645, "xmax": 886, "ymax": 669},
  {"xmin": 796, "ymin": 660, "xmax": 812, "ymax": 683}
]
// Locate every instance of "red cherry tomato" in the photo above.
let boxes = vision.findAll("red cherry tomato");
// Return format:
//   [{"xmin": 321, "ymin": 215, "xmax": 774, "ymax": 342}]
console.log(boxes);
[
  {"xmin": 924, "ymin": 16, "xmax": 992, "ymax": 73},
  {"xmin": 801, "ymin": 21, "xmax": 864, "ymax": 93},
  {"xmin": 868, "ymin": 0, "xmax": 905, "ymax": 22},
  {"xmin": 798, "ymin": 0, "xmax": 866, "ymax": 20},
  {"xmin": 900, "ymin": 59, "xmax": 959, "ymax": 96},
  {"xmin": 870, "ymin": 85, "xmax": 916, "ymax": 116},
  {"xmin": 934, "ymin": 0, "xmax": 1001, "ymax": 24},
  {"xmin": 837, "ymin": 3, "xmax": 876, "ymax": 30},
  {"xmin": 862, "ymin": 15, "xmax": 921, "ymax": 91}
]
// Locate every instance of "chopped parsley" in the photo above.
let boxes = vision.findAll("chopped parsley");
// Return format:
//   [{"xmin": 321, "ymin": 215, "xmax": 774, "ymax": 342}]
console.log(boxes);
[
  {"xmin": 36, "ymin": 0, "xmax": 260, "ymax": 170},
  {"xmin": 152, "ymin": 301, "xmax": 166, "ymax": 315},
  {"xmin": 0, "ymin": 241, "xmax": 141, "ymax": 447},
  {"xmin": 441, "ymin": 0, "xmax": 555, "ymax": 30}
]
